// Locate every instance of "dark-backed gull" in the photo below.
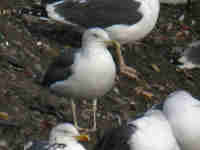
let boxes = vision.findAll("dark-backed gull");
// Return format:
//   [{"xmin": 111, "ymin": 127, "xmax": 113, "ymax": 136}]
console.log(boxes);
[
  {"xmin": 42, "ymin": 27, "xmax": 117, "ymax": 132},
  {"xmin": 95, "ymin": 108, "xmax": 180, "ymax": 150},
  {"xmin": 42, "ymin": 0, "xmax": 160, "ymax": 44}
]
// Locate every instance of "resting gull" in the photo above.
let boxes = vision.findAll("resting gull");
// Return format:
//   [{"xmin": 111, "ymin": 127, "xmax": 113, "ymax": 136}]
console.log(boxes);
[
  {"xmin": 95, "ymin": 107, "xmax": 180, "ymax": 150},
  {"xmin": 42, "ymin": 0, "xmax": 160, "ymax": 44},
  {"xmin": 24, "ymin": 123, "xmax": 89, "ymax": 150}
]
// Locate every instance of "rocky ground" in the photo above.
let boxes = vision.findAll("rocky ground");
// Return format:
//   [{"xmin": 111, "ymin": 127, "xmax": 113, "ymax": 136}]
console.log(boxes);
[{"xmin": 0, "ymin": 0, "xmax": 200, "ymax": 150}]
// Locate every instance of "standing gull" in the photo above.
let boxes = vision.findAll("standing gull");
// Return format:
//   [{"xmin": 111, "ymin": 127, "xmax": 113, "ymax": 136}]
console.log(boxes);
[
  {"xmin": 95, "ymin": 108, "xmax": 180, "ymax": 150},
  {"xmin": 42, "ymin": 27, "xmax": 117, "ymax": 131},
  {"xmin": 161, "ymin": 90, "xmax": 200, "ymax": 150},
  {"xmin": 24, "ymin": 123, "xmax": 89, "ymax": 150}
]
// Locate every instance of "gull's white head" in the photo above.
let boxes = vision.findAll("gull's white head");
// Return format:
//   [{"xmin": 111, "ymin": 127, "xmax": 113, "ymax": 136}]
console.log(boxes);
[
  {"xmin": 49, "ymin": 123, "xmax": 89, "ymax": 145},
  {"xmin": 82, "ymin": 28, "xmax": 112, "ymax": 47}
]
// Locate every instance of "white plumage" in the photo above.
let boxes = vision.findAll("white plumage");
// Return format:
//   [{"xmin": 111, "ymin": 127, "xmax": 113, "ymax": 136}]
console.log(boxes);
[
  {"xmin": 104, "ymin": 0, "xmax": 160, "ymax": 44},
  {"xmin": 49, "ymin": 28, "xmax": 116, "ymax": 99},
  {"xmin": 163, "ymin": 90, "xmax": 200, "ymax": 150},
  {"xmin": 129, "ymin": 109, "xmax": 180, "ymax": 150}
]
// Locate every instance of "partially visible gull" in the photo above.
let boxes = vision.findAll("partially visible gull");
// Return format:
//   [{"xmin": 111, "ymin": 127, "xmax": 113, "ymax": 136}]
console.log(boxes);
[
  {"xmin": 42, "ymin": 27, "xmax": 117, "ymax": 131},
  {"xmin": 24, "ymin": 123, "xmax": 89, "ymax": 150},
  {"xmin": 95, "ymin": 108, "xmax": 180, "ymax": 150},
  {"xmin": 161, "ymin": 90, "xmax": 200, "ymax": 150},
  {"xmin": 42, "ymin": 0, "xmax": 160, "ymax": 44},
  {"xmin": 178, "ymin": 41, "xmax": 200, "ymax": 69}
]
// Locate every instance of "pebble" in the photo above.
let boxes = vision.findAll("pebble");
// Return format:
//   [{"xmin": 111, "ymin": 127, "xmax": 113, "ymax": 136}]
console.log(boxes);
[
  {"xmin": 0, "ymin": 140, "xmax": 8, "ymax": 148},
  {"xmin": 36, "ymin": 41, "xmax": 42, "ymax": 46}
]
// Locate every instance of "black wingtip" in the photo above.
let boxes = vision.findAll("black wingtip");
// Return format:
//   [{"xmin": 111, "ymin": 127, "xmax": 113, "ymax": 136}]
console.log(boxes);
[
  {"xmin": 41, "ymin": 78, "xmax": 51, "ymax": 87},
  {"xmin": 186, "ymin": 0, "xmax": 191, "ymax": 11},
  {"xmin": 152, "ymin": 102, "xmax": 164, "ymax": 111},
  {"xmin": 0, "ymin": 120, "xmax": 18, "ymax": 127}
]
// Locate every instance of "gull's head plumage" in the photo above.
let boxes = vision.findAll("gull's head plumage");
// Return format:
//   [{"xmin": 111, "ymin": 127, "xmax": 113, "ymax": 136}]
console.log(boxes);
[
  {"xmin": 24, "ymin": 123, "xmax": 89, "ymax": 150},
  {"xmin": 49, "ymin": 123, "xmax": 84, "ymax": 144},
  {"xmin": 82, "ymin": 28, "xmax": 111, "ymax": 47}
]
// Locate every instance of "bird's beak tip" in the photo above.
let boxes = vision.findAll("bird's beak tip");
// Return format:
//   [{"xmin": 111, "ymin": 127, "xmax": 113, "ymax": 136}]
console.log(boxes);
[{"xmin": 75, "ymin": 134, "xmax": 90, "ymax": 142}]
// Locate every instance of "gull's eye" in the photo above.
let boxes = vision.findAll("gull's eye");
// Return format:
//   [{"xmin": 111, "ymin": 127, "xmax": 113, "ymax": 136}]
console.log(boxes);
[{"xmin": 62, "ymin": 130, "xmax": 68, "ymax": 134}]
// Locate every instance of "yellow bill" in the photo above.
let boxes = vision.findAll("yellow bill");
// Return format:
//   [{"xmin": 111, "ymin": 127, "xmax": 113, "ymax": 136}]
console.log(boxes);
[
  {"xmin": 104, "ymin": 40, "xmax": 121, "ymax": 49},
  {"xmin": 74, "ymin": 134, "xmax": 90, "ymax": 142},
  {"xmin": 0, "ymin": 112, "xmax": 9, "ymax": 120}
]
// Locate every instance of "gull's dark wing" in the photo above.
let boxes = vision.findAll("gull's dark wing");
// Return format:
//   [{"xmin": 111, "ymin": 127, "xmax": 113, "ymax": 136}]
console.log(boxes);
[
  {"xmin": 24, "ymin": 141, "xmax": 49, "ymax": 150},
  {"xmin": 42, "ymin": 48, "xmax": 80, "ymax": 87},
  {"xmin": 51, "ymin": 0, "xmax": 143, "ymax": 28},
  {"xmin": 95, "ymin": 124, "xmax": 136, "ymax": 150}
]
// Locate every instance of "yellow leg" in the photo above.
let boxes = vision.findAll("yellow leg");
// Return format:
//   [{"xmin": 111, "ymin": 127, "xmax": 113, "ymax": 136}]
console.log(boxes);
[
  {"xmin": 113, "ymin": 41, "xmax": 150, "ymax": 88},
  {"xmin": 91, "ymin": 99, "xmax": 97, "ymax": 132}
]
